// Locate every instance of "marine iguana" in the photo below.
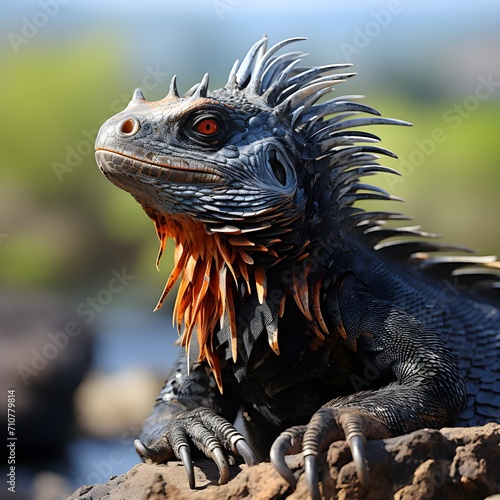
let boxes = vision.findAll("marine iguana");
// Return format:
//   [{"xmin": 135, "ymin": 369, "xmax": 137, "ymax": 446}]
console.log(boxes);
[{"xmin": 95, "ymin": 36, "xmax": 500, "ymax": 498}]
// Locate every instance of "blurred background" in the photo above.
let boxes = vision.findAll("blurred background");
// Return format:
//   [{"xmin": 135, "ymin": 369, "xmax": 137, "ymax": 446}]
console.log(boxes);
[{"xmin": 1, "ymin": 1, "xmax": 499, "ymax": 498}]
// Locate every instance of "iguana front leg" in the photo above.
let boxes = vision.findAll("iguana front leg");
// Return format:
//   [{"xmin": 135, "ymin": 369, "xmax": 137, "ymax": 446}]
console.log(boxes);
[
  {"xmin": 134, "ymin": 353, "xmax": 257, "ymax": 488},
  {"xmin": 271, "ymin": 273, "xmax": 468, "ymax": 499}
]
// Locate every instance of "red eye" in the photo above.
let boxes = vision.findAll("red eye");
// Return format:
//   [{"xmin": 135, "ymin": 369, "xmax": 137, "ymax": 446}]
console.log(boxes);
[{"xmin": 195, "ymin": 118, "xmax": 219, "ymax": 136}]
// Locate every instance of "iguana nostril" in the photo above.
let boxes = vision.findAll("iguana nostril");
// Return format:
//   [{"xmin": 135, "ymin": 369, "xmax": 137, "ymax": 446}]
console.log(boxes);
[{"xmin": 119, "ymin": 117, "xmax": 140, "ymax": 136}]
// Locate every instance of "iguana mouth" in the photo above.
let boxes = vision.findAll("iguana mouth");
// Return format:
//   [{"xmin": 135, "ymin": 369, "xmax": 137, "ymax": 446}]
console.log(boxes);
[{"xmin": 95, "ymin": 150, "xmax": 222, "ymax": 184}]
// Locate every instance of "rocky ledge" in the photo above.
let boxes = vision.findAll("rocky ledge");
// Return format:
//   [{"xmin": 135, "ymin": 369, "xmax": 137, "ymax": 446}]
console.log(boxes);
[{"xmin": 69, "ymin": 422, "xmax": 499, "ymax": 500}]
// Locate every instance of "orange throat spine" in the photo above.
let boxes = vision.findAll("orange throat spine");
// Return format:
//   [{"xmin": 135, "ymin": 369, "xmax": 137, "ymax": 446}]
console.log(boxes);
[{"xmin": 152, "ymin": 214, "xmax": 328, "ymax": 392}]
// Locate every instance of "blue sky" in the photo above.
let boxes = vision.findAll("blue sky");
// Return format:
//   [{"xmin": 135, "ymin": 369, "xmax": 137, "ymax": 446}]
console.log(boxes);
[{"xmin": 3, "ymin": 0, "xmax": 499, "ymax": 99}]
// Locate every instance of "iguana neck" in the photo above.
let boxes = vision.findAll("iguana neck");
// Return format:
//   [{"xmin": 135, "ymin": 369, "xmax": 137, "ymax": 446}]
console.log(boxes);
[{"xmin": 150, "ymin": 210, "xmax": 328, "ymax": 390}]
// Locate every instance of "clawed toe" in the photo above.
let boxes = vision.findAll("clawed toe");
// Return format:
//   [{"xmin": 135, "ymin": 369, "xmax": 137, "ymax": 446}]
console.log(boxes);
[
  {"xmin": 135, "ymin": 407, "xmax": 258, "ymax": 489},
  {"xmin": 134, "ymin": 438, "xmax": 153, "ymax": 460},
  {"xmin": 178, "ymin": 445, "xmax": 195, "ymax": 489},
  {"xmin": 134, "ymin": 437, "xmax": 174, "ymax": 464},
  {"xmin": 270, "ymin": 408, "xmax": 389, "ymax": 497},
  {"xmin": 270, "ymin": 429, "xmax": 303, "ymax": 488}
]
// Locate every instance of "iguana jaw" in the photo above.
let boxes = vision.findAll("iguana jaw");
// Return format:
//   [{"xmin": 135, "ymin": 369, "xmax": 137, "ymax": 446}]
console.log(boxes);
[
  {"xmin": 95, "ymin": 149, "xmax": 223, "ymax": 204},
  {"xmin": 95, "ymin": 150, "xmax": 223, "ymax": 185}
]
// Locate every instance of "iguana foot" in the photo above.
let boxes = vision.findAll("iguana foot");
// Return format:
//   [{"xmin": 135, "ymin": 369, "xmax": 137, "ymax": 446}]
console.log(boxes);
[
  {"xmin": 134, "ymin": 407, "xmax": 258, "ymax": 488},
  {"xmin": 270, "ymin": 407, "xmax": 389, "ymax": 500}
]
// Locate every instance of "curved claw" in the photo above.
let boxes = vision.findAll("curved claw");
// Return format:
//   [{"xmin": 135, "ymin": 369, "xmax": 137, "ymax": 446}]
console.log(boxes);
[
  {"xmin": 137, "ymin": 407, "xmax": 261, "ymax": 490},
  {"xmin": 348, "ymin": 434, "xmax": 369, "ymax": 487},
  {"xmin": 235, "ymin": 439, "xmax": 259, "ymax": 466},
  {"xmin": 197, "ymin": 408, "xmax": 258, "ymax": 468},
  {"xmin": 270, "ymin": 408, "xmax": 389, "ymax": 498},
  {"xmin": 179, "ymin": 445, "xmax": 195, "ymax": 489},
  {"xmin": 304, "ymin": 455, "xmax": 321, "ymax": 500},
  {"xmin": 134, "ymin": 437, "xmax": 176, "ymax": 466},
  {"xmin": 134, "ymin": 439, "xmax": 154, "ymax": 460},
  {"xmin": 270, "ymin": 430, "xmax": 303, "ymax": 489},
  {"xmin": 338, "ymin": 408, "xmax": 388, "ymax": 488},
  {"xmin": 211, "ymin": 447, "xmax": 230, "ymax": 485}
]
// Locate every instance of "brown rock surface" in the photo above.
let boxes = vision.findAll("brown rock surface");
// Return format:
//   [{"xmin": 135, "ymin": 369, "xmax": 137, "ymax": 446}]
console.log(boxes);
[{"xmin": 68, "ymin": 423, "xmax": 500, "ymax": 500}]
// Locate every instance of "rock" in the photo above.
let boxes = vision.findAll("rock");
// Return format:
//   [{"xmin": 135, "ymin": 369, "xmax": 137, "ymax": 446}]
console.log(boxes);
[
  {"xmin": 68, "ymin": 423, "xmax": 500, "ymax": 500},
  {"xmin": 68, "ymin": 460, "xmax": 290, "ymax": 500}
]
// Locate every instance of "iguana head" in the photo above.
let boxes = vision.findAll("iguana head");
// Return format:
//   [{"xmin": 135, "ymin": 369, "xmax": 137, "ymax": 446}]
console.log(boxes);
[
  {"xmin": 95, "ymin": 78, "xmax": 305, "ymax": 231},
  {"xmin": 95, "ymin": 36, "xmax": 408, "ymax": 388}
]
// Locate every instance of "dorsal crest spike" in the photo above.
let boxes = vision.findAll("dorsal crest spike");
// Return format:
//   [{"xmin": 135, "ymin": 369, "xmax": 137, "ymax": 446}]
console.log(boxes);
[
  {"xmin": 235, "ymin": 36, "xmax": 268, "ymax": 88},
  {"xmin": 193, "ymin": 73, "xmax": 210, "ymax": 98},
  {"xmin": 248, "ymin": 37, "xmax": 308, "ymax": 94},
  {"xmin": 132, "ymin": 88, "xmax": 146, "ymax": 101},
  {"xmin": 126, "ymin": 88, "xmax": 146, "ymax": 108},
  {"xmin": 262, "ymin": 58, "xmax": 303, "ymax": 106},
  {"xmin": 226, "ymin": 59, "xmax": 240, "ymax": 88},
  {"xmin": 168, "ymin": 75, "xmax": 179, "ymax": 98}
]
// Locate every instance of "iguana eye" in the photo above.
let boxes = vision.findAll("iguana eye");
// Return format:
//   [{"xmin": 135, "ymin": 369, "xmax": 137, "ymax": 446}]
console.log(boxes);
[
  {"xmin": 184, "ymin": 111, "xmax": 229, "ymax": 146},
  {"xmin": 195, "ymin": 118, "xmax": 219, "ymax": 136}
]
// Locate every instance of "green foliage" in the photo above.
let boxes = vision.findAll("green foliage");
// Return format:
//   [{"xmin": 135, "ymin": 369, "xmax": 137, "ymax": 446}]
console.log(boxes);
[
  {"xmin": 0, "ymin": 38, "xmax": 162, "ymax": 293},
  {"xmin": 367, "ymin": 97, "xmax": 500, "ymax": 255}
]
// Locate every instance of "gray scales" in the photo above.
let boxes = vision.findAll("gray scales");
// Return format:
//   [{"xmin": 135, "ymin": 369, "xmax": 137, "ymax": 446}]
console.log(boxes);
[{"xmin": 94, "ymin": 36, "xmax": 500, "ymax": 499}]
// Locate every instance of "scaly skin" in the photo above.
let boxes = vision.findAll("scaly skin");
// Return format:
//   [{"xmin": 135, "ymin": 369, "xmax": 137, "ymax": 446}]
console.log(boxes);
[{"xmin": 95, "ymin": 36, "xmax": 499, "ymax": 498}]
